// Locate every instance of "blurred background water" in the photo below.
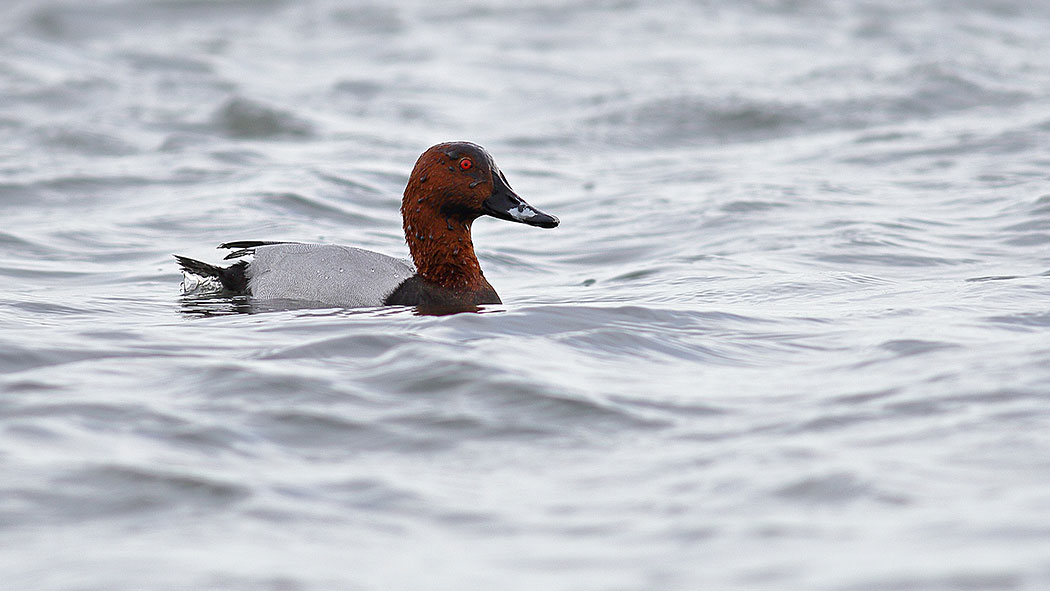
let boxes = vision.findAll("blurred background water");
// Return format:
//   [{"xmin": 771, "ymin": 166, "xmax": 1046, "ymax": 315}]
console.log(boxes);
[{"xmin": 2, "ymin": 0, "xmax": 1050, "ymax": 589}]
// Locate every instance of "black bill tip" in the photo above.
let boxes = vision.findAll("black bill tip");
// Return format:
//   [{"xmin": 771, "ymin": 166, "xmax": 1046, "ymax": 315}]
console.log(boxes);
[{"xmin": 483, "ymin": 169, "xmax": 560, "ymax": 228}]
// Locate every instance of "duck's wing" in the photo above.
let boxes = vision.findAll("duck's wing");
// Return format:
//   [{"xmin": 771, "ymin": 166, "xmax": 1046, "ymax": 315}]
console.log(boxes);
[
  {"xmin": 219, "ymin": 240, "xmax": 296, "ymax": 260},
  {"xmin": 243, "ymin": 243, "xmax": 415, "ymax": 308}
]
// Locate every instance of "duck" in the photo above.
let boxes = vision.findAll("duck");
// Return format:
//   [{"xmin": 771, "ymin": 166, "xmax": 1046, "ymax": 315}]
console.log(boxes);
[{"xmin": 175, "ymin": 141, "xmax": 559, "ymax": 309}]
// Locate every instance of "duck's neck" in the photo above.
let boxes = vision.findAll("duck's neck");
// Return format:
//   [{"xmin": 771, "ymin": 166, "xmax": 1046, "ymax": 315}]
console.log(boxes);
[{"xmin": 402, "ymin": 204, "xmax": 487, "ymax": 291}]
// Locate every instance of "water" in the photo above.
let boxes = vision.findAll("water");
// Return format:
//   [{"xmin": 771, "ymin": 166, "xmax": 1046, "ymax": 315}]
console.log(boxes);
[{"xmin": 2, "ymin": 1, "xmax": 1050, "ymax": 589}]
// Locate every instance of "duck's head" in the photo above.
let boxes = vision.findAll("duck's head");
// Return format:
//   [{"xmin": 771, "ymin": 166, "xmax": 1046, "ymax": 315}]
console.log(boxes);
[{"xmin": 403, "ymin": 142, "xmax": 559, "ymax": 229}]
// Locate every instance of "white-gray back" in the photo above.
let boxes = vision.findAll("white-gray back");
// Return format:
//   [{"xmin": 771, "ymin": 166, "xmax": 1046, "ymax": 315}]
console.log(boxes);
[{"xmin": 244, "ymin": 244, "xmax": 414, "ymax": 307}]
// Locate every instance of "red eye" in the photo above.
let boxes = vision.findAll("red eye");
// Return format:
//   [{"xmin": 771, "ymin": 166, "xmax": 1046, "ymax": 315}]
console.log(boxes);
[{"xmin": 459, "ymin": 158, "xmax": 473, "ymax": 170}]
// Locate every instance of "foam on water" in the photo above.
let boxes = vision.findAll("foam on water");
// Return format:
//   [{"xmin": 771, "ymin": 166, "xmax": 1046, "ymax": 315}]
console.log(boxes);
[{"xmin": 2, "ymin": 1, "xmax": 1050, "ymax": 590}]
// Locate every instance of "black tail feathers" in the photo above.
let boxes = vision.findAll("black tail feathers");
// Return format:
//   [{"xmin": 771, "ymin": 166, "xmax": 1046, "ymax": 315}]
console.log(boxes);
[
  {"xmin": 175, "ymin": 255, "xmax": 249, "ymax": 293},
  {"xmin": 174, "ymin": 255, "xmax": 223, "ymax": 279}
]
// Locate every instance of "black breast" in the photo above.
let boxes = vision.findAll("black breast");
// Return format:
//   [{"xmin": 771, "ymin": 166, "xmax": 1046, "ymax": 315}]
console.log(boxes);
[{"xmin": 383, "ymin": 275, "xmax": 501, "ymax": 309}]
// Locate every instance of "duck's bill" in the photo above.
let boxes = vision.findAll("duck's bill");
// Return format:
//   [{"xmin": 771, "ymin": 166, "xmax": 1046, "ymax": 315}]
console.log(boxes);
[{"xmin": 483, "ymin": 171, "xmax": 559, "ymax": 228}]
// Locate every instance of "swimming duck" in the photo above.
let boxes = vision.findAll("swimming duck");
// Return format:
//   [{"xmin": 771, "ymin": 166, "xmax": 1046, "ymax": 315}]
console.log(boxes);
[{"xmin": 175, "ymin": 142, "xmax": 559, "ymax": 309}]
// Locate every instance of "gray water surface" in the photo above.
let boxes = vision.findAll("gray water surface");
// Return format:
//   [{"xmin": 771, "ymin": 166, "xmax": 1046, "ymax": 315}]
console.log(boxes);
[{"xmin": 3, "ymin": 1, "xmax": 1050, "ymax": 590}]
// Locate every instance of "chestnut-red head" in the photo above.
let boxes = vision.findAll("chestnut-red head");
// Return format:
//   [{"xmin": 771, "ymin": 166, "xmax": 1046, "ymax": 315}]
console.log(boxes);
[
  {"xmin": 391, "ymin": 142, "xmax": 559, "ymax": 305},
  {"xmin": 403, "ymin": 142, "xmax": 559, "ymax": 229}
]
